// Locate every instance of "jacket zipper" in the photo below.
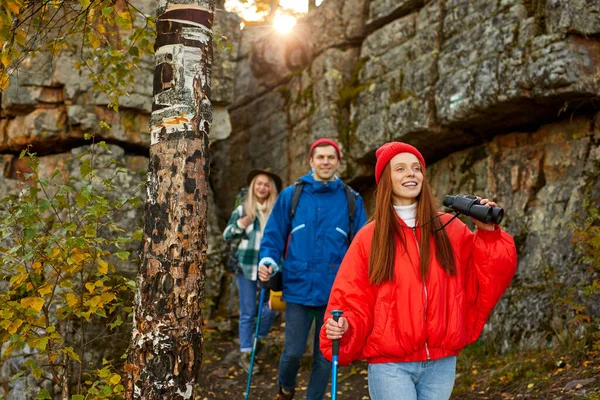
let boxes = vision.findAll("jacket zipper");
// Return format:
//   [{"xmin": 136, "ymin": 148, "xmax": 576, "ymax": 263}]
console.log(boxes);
[{"xmin": 412, "ymin": 226, "xmax": 431, "ymax": 360}]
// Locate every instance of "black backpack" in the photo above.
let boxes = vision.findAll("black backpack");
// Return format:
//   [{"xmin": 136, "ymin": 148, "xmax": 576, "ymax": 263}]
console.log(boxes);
[{"xmin": 289, "ymin": 179, "xmax": 358, "ymax": 244}]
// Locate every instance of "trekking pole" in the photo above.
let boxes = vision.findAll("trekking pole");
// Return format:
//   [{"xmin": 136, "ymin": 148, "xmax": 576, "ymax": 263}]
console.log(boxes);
[
  {"xmin": 244, "ymin": 263, "xmax": 269, "ymax": 400},
  {"xmin": 330, "ymin": 310, "xmax": 343, "ymax": 400}
]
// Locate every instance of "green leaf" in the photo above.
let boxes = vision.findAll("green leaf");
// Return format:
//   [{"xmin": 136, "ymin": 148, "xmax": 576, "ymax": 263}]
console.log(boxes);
[
  {"xmin": 39, "ymin": 199, "xmax": 52, "ymax": 213},
  {"xmin": 36, "ymin": 389, "xmax": 51, "ymax": 399},
  {"xmin": 98, "ymin": 366, "xmax": 111, "ymax": 378},
  {"xmin": 35, "ymin": 336, "xmax": 48, "ymax": 351},
  {"xmin": 78, "ymin": 0, "xmax": 91, "ymax": 8},
  {"xmin": 32, "ymin": 367, "xmax": 44, "ymax": 380},
  {"xmin": 115, "ymin": 251, "xmax": 130, "ymax": 261},
  {"xmin": 80, "ymin": 159, "xmax": 92, "ymax": 178},
  {"xmin": 98, "ymin": 141, "xmax": 111, "ymax": 153},
  {"xmin": 102, "ymin": 6, "xmax": 113, "ymax": 16}
]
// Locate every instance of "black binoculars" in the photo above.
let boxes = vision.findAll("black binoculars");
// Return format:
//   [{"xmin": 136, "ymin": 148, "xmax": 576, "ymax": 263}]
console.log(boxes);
[{"xmin": 443, "ymin": 194, "xmax": 504, "ymax": 225}]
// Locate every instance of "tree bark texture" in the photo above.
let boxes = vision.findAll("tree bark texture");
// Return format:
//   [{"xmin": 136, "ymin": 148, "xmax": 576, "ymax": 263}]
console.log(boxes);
[{"xmin": 125, "ymin": 1, "xmax": 214, "ymax": 399}]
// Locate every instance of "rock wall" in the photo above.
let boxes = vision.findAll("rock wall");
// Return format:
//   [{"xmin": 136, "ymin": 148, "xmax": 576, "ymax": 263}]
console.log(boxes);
[{"xmin": 211, "ymin": 0, "xmax": 600, "ymax": 349}]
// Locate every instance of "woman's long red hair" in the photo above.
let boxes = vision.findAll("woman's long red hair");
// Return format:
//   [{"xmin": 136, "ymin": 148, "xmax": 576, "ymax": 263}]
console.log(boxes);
[{"xmin": 368, "ymin": 164, "xmax": 456, "ymax": 284}]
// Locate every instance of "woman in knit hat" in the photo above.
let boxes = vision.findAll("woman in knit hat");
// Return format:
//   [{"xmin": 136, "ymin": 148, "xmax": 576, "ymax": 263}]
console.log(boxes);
[
  {"xmin": 223, "ymin": 168, "xmax": 282, "ymax": 374},
  {"xmin": 319, "ymin": 142, "xmax": 517, "ymax": 400}
]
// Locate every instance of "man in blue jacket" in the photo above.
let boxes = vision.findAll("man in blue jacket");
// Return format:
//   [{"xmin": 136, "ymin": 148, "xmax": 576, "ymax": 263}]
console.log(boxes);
[{"xmin": 258, "ymin": 138, "xmax": 367, "ymax": 400}]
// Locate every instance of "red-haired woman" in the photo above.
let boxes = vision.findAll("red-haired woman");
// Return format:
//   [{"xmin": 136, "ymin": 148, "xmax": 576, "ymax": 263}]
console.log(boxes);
[{"xmin": 319, "ymin": 142, "xmax": 517, "ymax": 400}]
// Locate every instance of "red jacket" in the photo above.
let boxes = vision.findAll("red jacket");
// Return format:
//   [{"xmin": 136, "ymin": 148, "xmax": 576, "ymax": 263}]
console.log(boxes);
[{"xmin": 320, "ymin": 214, "xmax": 517, "ymax": 365}]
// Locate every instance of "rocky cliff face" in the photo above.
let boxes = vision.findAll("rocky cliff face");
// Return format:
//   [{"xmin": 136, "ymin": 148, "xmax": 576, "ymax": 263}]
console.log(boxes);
[
  {"xmin": 210, "ymin": 0, "xmax": 600, "ymax": 349},
  {"xmin": 1, "ymin": 0, "xmax": 599, "ymax": 353}
]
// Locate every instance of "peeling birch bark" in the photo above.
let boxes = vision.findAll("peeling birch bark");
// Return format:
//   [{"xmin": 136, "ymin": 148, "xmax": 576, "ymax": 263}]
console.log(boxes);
[{"xmin": 125, "ymin": 1, "xmax": 214, "ymax": 399}]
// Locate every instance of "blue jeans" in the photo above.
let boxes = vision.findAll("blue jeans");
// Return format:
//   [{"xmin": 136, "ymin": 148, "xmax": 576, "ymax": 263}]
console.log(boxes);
[
  {"xmin": 368, "ymin": 356, "xmax": 457, "ymax": 400},
  {"xmin": 237, "ymin": 275, "xmax": 276, "ymax": 352},
  {"xmin": 278, "ymin": 303, "xmax": 330, "ymax": 400}
]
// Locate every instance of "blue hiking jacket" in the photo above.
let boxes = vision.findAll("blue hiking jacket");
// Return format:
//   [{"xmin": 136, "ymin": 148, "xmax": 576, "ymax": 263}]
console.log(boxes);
[{"xmin": 258, "ymin": 172, "xmax": 367, "ymax": 306}]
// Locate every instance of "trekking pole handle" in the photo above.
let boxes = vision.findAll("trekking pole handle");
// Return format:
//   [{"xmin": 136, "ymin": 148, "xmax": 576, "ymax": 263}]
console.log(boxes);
[
  {"xmin": 260, "ymin": 261, "xmax": 272, "ymax": 289},
  {"xmin": 331, "ymin": 310, "xmax": 343, "ymax": 357}
]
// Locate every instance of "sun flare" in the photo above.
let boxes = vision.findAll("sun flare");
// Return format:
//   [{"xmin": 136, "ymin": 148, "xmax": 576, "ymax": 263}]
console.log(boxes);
[{"xmin": 273, "ymin": 14, "xmax": 297, "ymax": 34}]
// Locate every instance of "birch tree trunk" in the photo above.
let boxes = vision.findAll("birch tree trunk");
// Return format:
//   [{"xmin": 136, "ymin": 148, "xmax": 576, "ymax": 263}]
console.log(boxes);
[{"xmin": 125, "ymin": 1, "xmax": 214, "ymax": 398}]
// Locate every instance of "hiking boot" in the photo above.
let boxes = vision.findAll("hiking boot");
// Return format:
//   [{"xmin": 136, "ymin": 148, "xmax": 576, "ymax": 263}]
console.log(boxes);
[
  {"xmin": 238, "ymin": 352, "xmax": 259, "ymax": 374},
  {"xmin": 275, "ymin": 387, "xmax": 295, "ymax": 400}
]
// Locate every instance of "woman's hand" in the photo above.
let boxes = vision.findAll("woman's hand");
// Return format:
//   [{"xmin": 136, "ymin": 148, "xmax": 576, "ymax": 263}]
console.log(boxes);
[
  {"xmin": 472, "ymin": 197, "xmax": 498, "ymax": 231},
  {"xmin": 237, "ymin": 216, "xmax": 251, "ymax": 229},
  {"xmin": 325, "ymin": 316, "xmax": 349, "ymax": 340}
]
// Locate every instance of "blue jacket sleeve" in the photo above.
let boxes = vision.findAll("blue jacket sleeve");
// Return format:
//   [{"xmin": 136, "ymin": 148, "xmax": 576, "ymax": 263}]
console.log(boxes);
[
  {"xmin": 258, "ymin": 187, "xmax": 293, "ymax": 274},
  {"xmin": 353, "ymin": 195, "xmax": 368, "ymax": 235}
]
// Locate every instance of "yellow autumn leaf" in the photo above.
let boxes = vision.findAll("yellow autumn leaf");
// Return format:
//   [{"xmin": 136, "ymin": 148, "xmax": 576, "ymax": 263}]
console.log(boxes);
[
  {"xmin": 102, "ymin": 292, "xmax": 115, "ymax": 303},
  {"xmin": 109, "ymin": 374, "xmax": 121, "ymax": 384},
  {"xmin": 88, "ymin": 32, "xmax": 101, "ymax": 48},
  {"xmin": 72, "ymin": 253, "xmax": 86, "ymax": 263},
  {"xmin": 8, "ymin": 319, "xmax": 23, "ymax": 334},
  {"xmin": 50, "ymin": 248, "xmax": 61, "ymax": 257},
  {"xmin": 66, "ymin": 293, "xmax": 79, "ymax": 307},
  {"xmin": 85, "ymin": 282, "xmax": 96, "ymax": 293},
  {"xmin": 32, "ymin": 261, "xmax": 42, "ymax": 270},
  {"xmin": 6, "ymin": 1, "xmax": 21, "ymax": 14},
  {"xmin": 14, "ymin": 28, "xmax": 26, "ymax": 46},
  {"xmin": 95, "ymin": 280, "xmax": 104, "ymax": 287},
  {"xmin": 0, "ymin": 53, "xmax": 12, "ymax": 68},
  {"xmin": 21, "ymin": 297, "xmax": 45, "ymax": 313},
  {"xmin": 9, "ymin": 273, "xmax": 25, "ymax": 288},
  {"xmin": 89, "ymin": 296, "xmax": 102, "ymax": 307},
  {"xmin": 97, "ymin": 259, "xmax": 108, "ymax": 274},
  {"xmin": 0, "ymin": 76, "xmax": 9, "ymax": 91},
  {"xmin": 38, "ymin": 284, "xmax": 53, "ymax": 296}
]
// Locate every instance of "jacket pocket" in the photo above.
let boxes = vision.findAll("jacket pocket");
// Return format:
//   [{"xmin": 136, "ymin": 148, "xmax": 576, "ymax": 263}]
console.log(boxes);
[
  {"xmin": 282, "ymin": 260, "xmax": 309, "ymax": 294},
  {"xmin": 335, "ymin": 227, "xmax": 347, "ymax": 238},
  {"xmin": 363, "ymin": 297, "xmax": 391, "ymax": 353},
  {"xmin": 444, "ymin": 290, "xmax": 467, "ymax": 351},
  {"xmin": 291, "ymin": 224, "xmax": 306, "ymax": 235}
]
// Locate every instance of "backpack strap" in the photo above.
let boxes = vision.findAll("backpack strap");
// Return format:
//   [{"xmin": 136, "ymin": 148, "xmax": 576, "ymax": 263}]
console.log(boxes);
[
  {"xmin": 344, "ymin": 184, "xmax": 358, "ymax": 244},
  {"xmin": 234, "ymin": 187, "xmax": 247, "ymax": 217},
  {"xmin": 289, "ymin": 180, "xmax": 304, "ymax": 220}
]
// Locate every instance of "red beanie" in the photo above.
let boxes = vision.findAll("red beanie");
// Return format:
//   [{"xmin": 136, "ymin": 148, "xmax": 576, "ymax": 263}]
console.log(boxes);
[
  {"xmin": 375, "ymin": 142, "xmax": 426, "ymax": 184},
  {"xmin": 309, "ymin": 138, "xmax": 341, "ymax": 160}
]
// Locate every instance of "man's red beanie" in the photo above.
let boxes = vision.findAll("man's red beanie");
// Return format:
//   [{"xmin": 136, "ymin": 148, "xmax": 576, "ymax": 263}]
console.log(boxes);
[
  {"xmin": 375, "ymin": 142, "xmax": 426, "ymax": 184},
  {"xmin": 309, "ymin": 138, "xmax": 341, "ymax": 160}
]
